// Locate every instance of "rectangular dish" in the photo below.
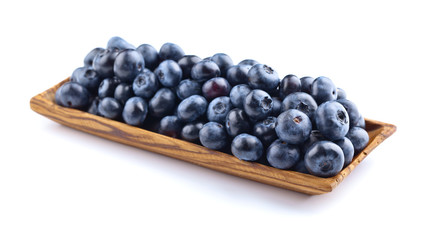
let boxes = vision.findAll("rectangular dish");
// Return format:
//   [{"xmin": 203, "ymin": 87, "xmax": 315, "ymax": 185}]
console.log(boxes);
[{"xmin": 30, "ymin": 78, "xmax": 396, "ymax": 195}]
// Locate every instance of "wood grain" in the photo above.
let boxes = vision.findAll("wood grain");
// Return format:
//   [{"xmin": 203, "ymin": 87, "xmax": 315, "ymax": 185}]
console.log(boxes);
[{"xmin": 30, "ymin": 78, "xmax": 396, "ymax": 195}]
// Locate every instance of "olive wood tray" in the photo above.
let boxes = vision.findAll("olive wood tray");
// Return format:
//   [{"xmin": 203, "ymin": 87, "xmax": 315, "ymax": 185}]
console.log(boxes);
[{"xmin": 30, "ymin": 78, "xmax": 396, "ymax": 195}]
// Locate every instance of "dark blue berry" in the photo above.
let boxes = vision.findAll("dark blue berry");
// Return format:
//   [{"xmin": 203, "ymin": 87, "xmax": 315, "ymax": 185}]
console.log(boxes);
[
  {"xmin": 73, "ymin": 67, "xmax": 102, "ymax": 94},
  {"xmin": 158, "ymin": 115, "xmax": 182, "ymax": 138},
  {"xmin": 315, "ymin": 101, "xmax": 349, "ymax": 141},
  {"xmin": 154, "ymin": 60, "xmax": 182, "ymax": 88},
  {"xmin": 122, "ymin": 96, "xmax": 148, "ymax": 126},
  {"xmin": 98, "ymin": 77, "xmax": 120, "ymax": 99},
  {"xmin": 300, "ymin": 76, "xmax": 314, "ymax": 94},
  {"xmin": 226, "ymin": 65, "xmax": 249, "ymax": 86},
  {"xmin": 243, "ymin": 89, "xmax": 273, "ymax": 121},
  {"xmin": 333, "ymin": 137, "xmax": 354, "ymax": 168},
  {"xmin": 266, "ymin": 139, "xmax": 301, "ymax": 169},
  {"xmin": 281, "ymin": 92, "xmax": 318, "ymax": 120},
  {"xmin": 253, "ymin": 116, "xmax": 277, "ymax": 146},
  {"xmin": 238, "ymin": 59, "xmax": 259, "ymax": 67},
  {"xmin": 304, "ymin": 141, "xmax": 344, "ymax": 178},
  {"xmin": 191, "ymin": 60, "xmax": 221, "ymax": 82},
  {"xmin": 181, "ymin": 121, "xmax": 204, "ymax": 142},
  {"xmin": 176, "ymin": 79, "xmax": 201, "ymax": 100},
  {"xmin": 302, "ymin": 130, "xmax": 326, "ymax": 154},
  {"xmin": 55, "ymin": 82, "xmax": 90, "ymax": 110},
  {"xmin": 70, "ymin": 67, "xmax": 84, "ymax": 82},
  {"xmin": 356, "ymin": 115, "xmax": 366, "ymax": 129},
  {"xmin": 136, "ymin": 44, "xmax": 160, "ymax": 70},
  {"xmin": 98, "ymin": 97, "xmax": 123, "ymax": 120},
  {"xmin": 229, "ymin": 84, "xmax": 251, "ymax": 109},
  {"xmin": 336, "ymin": 88, "xmax": 347, "ymax": 99},
  {"xmin": 346, "ymin": 127, "xmax": 369, "ymax": 153},
  {"xmin": 231, "ymin": 133, "xmax": 263, "ymax": 161},
  {"xmin": 225, "ymin": 108, "xmax": 251, "ymax": 137},
  {"xmin": 247, "ymin": 64, "xmax": 279, "ymax": 92},
  {"xmin": 107, "ymin": 36, "xmax": 135, "ymax": 51},
  {"xmin": 178, "ymin": 55, "xmax": 202, "ymax": 79},
  {"xmin": 270, "ymin": 97, "xmax": 282, "ymax": 117},
  {"xmin": 113, "ymin": 49, "xmax": 145, "ymax": 83},
  {"xmin": 176, "ymin": 95, "xmax": 208, "ymax": 122},
  {"xmin": 114, "ymin": 83, "xmax": 134, "ymax": 105},
  {"xmin": 275, "ymin": 109, "xmax": 312, "ymax": 145},
  {"xmin": 202, "ymin": 77, "xmax": 231, "ymax": 101},
  {"xmin": 337, "ymin": 98, "xmax": 360, "ymax": 127},
  {"xmin": 279, "ymin": 74, "xmax": 301, "ymax": 99},
  {"xmin": 311, "ymin": 76, "xmax": 337, "ymax": 104},
  {"xmin": 207, "ymin": 96, "xmax": 232, "ymax": 124},
  {"xmin": 211, "ymin": 53, "xmax": 233, "ymax": 78},
  {"xmin": 87, "ymin": 97, "xmax": 100, "ymax": 115},
  {"xmin": 159, "ymin": 42, "xmax": 185, "ymax": 62},
  {"xmin": 199, "ymin": 122, "xmax": 228, "ymax": 150},
  {"xmin": 93, "ymin": 48, "xmax": 120, "ymax": 78},
  {"xmin": 84, "ymin": 47, "xmax": 105, "ymax": 67},
  {"xmin": 132, "ymin": 69, "xmax": 159, "ymax": 99},
  {"xmin": 148, "ymin": 88, "xmax": 176, "ymax": 118}
]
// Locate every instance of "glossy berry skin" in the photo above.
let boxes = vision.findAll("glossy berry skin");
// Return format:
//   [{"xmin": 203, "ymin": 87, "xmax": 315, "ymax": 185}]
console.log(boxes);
[
  {"xmin": 136, "ymin": 44, "xmax": 160, "ymax": 70},
  {"xmin": 336, "ymin": 88, "xmax": 347, "ymax": 99},
  {"xmin": 211, "ymin": 53, "xmax": 233, "ymax": 78},
  {"xmin": 229, "ymin": 84, "xmax": 251, "ymax": 109},
  {"xmin": 132, "ymin": 69, "xmax": 159, "ymax": 99},
  {"xmin": 148, "ymin": 88, "xmax": 176, "ymax": 118},
  {"xmin": 55, "ymin": 82, "xmax": 90, "ymax": 110},
  {"xmin": 159, "ymin": 42, "xmax": 185, "ymax": 62},
  {"xmin": 275, "ymin": 109, "xmax": 312, "ymax": 145},
  {"xmin": 281, "ymin": 92, "xmax": 318, "ymax": 121},
  {"xmin": 243, "ymin": 89, "xmax": 273, "ymax": 121},
  {"xmin": 311, "ymin": 76, "xmax": 337, "ymax": 104},
  {"xmin": 300, "ymin": 76, "xmax": 314, "ymax": 94},
  {"xmin": 207, "ymin": 96, "xmax": 232, "ymax": 124},
  {"xmin": 253, "ymin": 116, "xmax": 277, "ymax": 146},
  {"xmin": 98, "ymin": 77, "xmax": 120, "ymax": 98},
  {"xmin": 93, "ymin": 48, "xmax": 120, "ymax": 78},
  {"xmin": 202, "ymin": 77, "xmax": 231, "ymax": 101},
  {"xmin": 346, "ymin": 127, "xmax": 369, "ymax": 153},
  {"xmin": 178, "ymin": 55, "xmax": 202, "ymax": 79},
  {"xmin": 113, "ymin": 49, "xmax": 145, "ymax": 83},
  {"xmin": 337, "ymin": 98, "xmax": 360, "ymax": 127},
  {"xmin": 302, "ymin": 130, "xmax": 326, "ymax": 154},
  {"xmin": 122, "ymin": 97, "xmax": 148, "ymax": 126},
  {"xmin": 238, "ymin": 59, "xmax": 259, "ymax": 68},
  {"xmin": 247, "ymin": 64, "xmax": 279, "ymax": 92},
  {"xmin": 191, "ymin": 60, "xmax": 221, "ymax": 82},
  {"xmin": 315, "ymin": 101, "xmax": 350, "ymax": 141},
  {"xmin": 98, "ymin": 97, "xmax": 123, "ymax": 120},
  {"xmin": 154, "ymin": 60, "xmax": 182, "ymax": 88},
  {"xmin": 270, "ymin": 97, "xmax": 282, "ymax": 117},
  {"xmin": 73, "ymin": 67, "xmax": 102, "ymax": 94},
  {"xmin": 225, "ymin": 108, "xmax": 251, "ymax": 137},
  {"xmin": 226, "ymin": 65, "xmax": 249, "ymax": 86},
  {"xmin": 84, "ymin": 47, "xmax": 105, "ymax": 67},
  {"xmin": 87, "ymin": 97, "xmax": 100, "ymax": 115},
  {"xmin": 176, "ymin": 79, "xmax": 201, "ymax": 100},
  {"xmin": 177, "ymin": 95, "xmax": 208, "ymax": 122},
  {"xmin": 304, "ymin": 141, "xmax": 345, "ymax": 178},
  {"xmin": 114, "ymin": 83, "xmax": 134, "ymax": 105},
  {"xmin": 199, "ymin": 122, "xmax": 228, "ymax": 150},
  {"xmin": 107, "ymin": 36, "xmax": 135, "ymax": 51},
  {"xmin": 158, "ymin": 115, "xmax": 182, "ymax": 138},
  {"xmin": 231, "ymin": 134, "xmax": 263, "ymax": 162},
  {"xmin": 334, "ymin": 137, "xmax": 354, "ymax": 168},
  {"xmin": 181, "ymin": 121, "xmax": 204, "ymax": 142},
  {"xmin": 266, "ymin": 139, "xmax": 301, "ymax": 169},
  {"xmin": 279, "ymin": 74, "xmax": 302, "ymax": 99},
  {"xmin": 70, "ymin": 67, "xmax": 85, "ymax": 82}
]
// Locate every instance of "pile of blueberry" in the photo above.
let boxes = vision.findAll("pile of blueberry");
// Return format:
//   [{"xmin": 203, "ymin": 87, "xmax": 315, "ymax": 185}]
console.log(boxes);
[{"xmin": 55, "ymin": 36, "xmax": 370, "ymax": 178}]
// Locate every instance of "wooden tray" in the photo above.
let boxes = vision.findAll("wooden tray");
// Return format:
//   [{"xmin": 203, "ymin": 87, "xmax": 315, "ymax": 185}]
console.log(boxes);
[{"xmin": 30, "ymin": 78, "xmax": 396, "ymax": 195}]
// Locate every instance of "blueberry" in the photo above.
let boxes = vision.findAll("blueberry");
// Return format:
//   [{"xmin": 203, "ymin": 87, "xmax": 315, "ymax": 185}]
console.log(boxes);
[
  {"xmin": 154, "ymin": 60, "xmax": 182, "ymax": 88},
  {"xmin": 356, "ymin": 115, "xmax": 366, "ymax": 129},
  {"xmin": 136, "ymin": 44, "xmax": 160, "ymax": 70},
  {"xmin": 93, "ymin": 48, "xmax": 120, "ymax": 78},
  {"xmin": 336, "ymin": 88, "xmax": 347, "ymax": 100},
  {"xmin": 211, "ymin": 53, "xmax": 233, "ymax": 78},
  {"xmin": 98, "ymin": 97, "xmax": 123, "ymax": 120},
  {"xmin": 159, "ymin": 42, "xmax": 185, "ymax": 62},
  {"xmin": 229, "ymin": 84, "xmax": 251, "ymax": 109},
  {"xmin": 279, "ymin": 74, "xmax": 301, "ymax": 99},
  {"xmin": 132, "ymin": 69, "xmax": 159, "ymax": 99},
  {"xmin": 300, "ymin": 76, "xmax": 314, "ymax": 94},
  {"xmin": 238, "ymin": 59, "xmax": 259, "ymax": 68},
  {"xmin": 178, "ymin": 55, "xmax": 202, "ymax": 79},
  {"xmin": 199, "ymin": 122, "xmax": 228, "ymax": 150},
  {"xmin": 121, "ymin": 97, "xmax": 148, "ymax": 126},
  {"xmin": 292, "ymin": 160, "xmax": 309, "ymax": 174},
  {"xmin": 346, "ymin": 127, "xmax": 369, "ymax": 153},
  {"xmin": 337, "ymin": 98, "xmax": 360, "ymax": 127},
  {"xmin": 84, "ymin": 47, "xmax": 105, "ymax": 67},
  {"xmin": 177, "ymin": 95, "xmax": 208, "ymax": 122},
  {"xmin": 181, "ymin": 121, "xmax": 204, "ymax": 142},
  {"xmin": 281, "ymin": 92, "xmax": 318, "ymax": 120},
  {"xmin": 226, "ymin": 65, "xmax": 249, "ymax": 86},
  {"xmin": 98, "ymin": 77, "xmax": 120, "ymax": 98},
  {"xmin": 107, "ymin": 36, "xmax": 135, "ymax": 51},
  {"xmin": 70, "ymin": 67, "xmax": 85, "ymax": 82},
  {"xmin": 315, "ymin": 101, "xmax": 349, "ymax": 141},
  {"xmin": 55, "ymin": 82, "xmax": 90, "ymax": 110},
  {"xmin": 304, "ymin": 141, "xmax": 345, "ymax": 178},
  {"xmin": 202, "ymin": 77, "xmax": 231, "ymax": 101},
  {"xmin": 247, "ymin": 64, "xmax": 279, "ymax": 92},
  {"xmin": 231, "ymin": 133, "xmax": 263, "ymax": 161},
  {"xmin": 158, "ymin": 115, "xmax": 182, "ymax": 138},
  {"xmin": 113, "ymin": 49, "xmax": 145, "ymax": 83},
  {"xmin": 175, "ymin": 79, "xmax": 201, "ymax": 100},
  {"xmin": 114, "ymin": 83, "xmax": 134, "ymax": 105},
  {"xmin": 333, "ymin": 137, "xmax": 354, "ymax": 168},
  {"xmin": 225, "ymin": 108, "xmax": 251, "ymax": 137},
  {"xmin": 191, "ymin": 60, "xmax": 221, "ymax": 82},
  {"xmin": 148, "ymin": 88, "xmax": 176, "ymax": 118},
  {"xmin": 301, "ymin": 130, "xmax": 326, "ymax": 154},
  {"xmin": 87, "ymin": 97, "xmax": 100, "ymax": 115},
  {"xmin": 73, "ymin": 67, "xmax": 102, "ymax": 94},
  {"xmin": 253, "ymin": 116, "xmax": 277, "ymax": 146},
  {"xmin": 270, "ymin": 97, "xmax": 282, "ymax": 117},
  {"xmin": 243, "ymin": 89, "xmax": 273, "ymax": 121},
  {"xmin": 266, "ymin": 139, "xmax": 301, "ymax": 169},
  {"xmin": 275, "ymin": 109, "xmax": 312, "ymax": 145},
  {"xmin": 311, "ymin": 76, "xmax": 337, "ymax": 104},
  {"xmin": 207, "ymin": 96, "xmax": 232, "ymax": 124}
]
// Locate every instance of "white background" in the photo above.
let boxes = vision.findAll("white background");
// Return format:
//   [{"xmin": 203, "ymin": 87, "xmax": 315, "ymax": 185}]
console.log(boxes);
[{"xmin": 1, "ymin": 0, "xmax": 422, "ymax": 239}]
